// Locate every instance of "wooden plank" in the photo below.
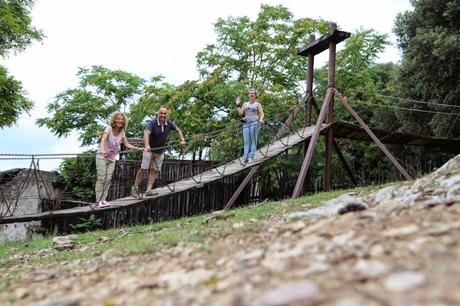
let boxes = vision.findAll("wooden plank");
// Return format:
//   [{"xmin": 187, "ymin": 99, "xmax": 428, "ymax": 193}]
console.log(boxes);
[{"xmin": 297, "ymin": 30, "xmax": 350, "ymax": 57}]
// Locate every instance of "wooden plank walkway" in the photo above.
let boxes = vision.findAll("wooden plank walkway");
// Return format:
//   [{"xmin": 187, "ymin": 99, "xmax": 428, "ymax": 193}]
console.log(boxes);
[{"xmin": 0, "ymin": 125, "xmax": 325, "ymax": 224}]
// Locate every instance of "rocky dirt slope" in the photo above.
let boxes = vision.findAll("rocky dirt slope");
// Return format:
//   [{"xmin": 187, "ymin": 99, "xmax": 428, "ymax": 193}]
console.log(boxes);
[{"xmin": 2, "ymin": 154, "xmax": 459, "ymax": 306}]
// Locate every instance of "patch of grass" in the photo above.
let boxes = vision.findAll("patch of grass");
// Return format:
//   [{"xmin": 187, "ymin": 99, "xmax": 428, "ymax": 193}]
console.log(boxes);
[
  {"xmin": 0, "ymin": 184, "xmax": 389, "ymax": 274},
  {"xmin": 0, "ymin": 236, "xmax": 54, "ymax": 269},
  {"xmin": 0, "ymin": 295, "xmax": 15, "ymax": 304},
  {"xmin": 0, "ymin": 282, "xmax": 9, "ymax": 293}
]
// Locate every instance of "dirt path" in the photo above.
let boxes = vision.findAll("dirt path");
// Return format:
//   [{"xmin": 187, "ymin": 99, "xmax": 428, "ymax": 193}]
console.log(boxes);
[{"xmin": 2, "ymin": 155, "xmax": 459, "ymax": 306}]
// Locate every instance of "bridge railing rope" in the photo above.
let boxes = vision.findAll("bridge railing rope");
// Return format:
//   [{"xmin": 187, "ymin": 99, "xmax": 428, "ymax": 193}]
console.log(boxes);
[
  {"xmin": 325, "ymin": 91, "xmax": 460, "ymax": 138},
  {"xmin": 3, "ymin": 91, "xmax": 458, "ymax": 217},
  {"xmin": 3, "ymin": 91, "xmax": 457, "ymax": 218},
  {"xmin": 1, "ymin": 100, "xmax": 311, "ymax": 216}
]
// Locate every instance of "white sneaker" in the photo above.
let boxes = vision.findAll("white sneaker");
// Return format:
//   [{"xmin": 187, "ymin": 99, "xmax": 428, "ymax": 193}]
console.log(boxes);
[
  {"xmin": 145, "ymin": 189, "xmax": 159, "ymax": 197},
  {"xmin": 96, "ymin": 200, "xmax": 110, "ymax": 208},
  {"xmin": 131, "ymin": 186, "xmax": 141, "ymax": 198}
]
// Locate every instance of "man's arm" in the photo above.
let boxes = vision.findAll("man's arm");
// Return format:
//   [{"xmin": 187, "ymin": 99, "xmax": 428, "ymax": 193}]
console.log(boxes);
[
  {"xmin": 143, "ymin": 131, "xmax": 151, "ymax": 152},
  {"xmin": 175, "ymin": 128, "xmax": 186, "ymax": 147}
]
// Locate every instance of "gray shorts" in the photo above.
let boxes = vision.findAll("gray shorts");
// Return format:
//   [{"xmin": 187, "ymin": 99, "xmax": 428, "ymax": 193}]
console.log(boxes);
[{"xmin": 140, "ymin": 152, "xmax": 164, "ymax": 171}]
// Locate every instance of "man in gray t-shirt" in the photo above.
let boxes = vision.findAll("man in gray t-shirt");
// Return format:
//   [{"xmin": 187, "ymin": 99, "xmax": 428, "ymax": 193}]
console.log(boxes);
[{"xmin": 131, "ymin": 106, "xmax": 186, "ymax": 198}]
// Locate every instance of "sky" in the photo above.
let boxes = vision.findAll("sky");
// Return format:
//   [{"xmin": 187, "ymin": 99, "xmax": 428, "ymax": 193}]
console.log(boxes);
[{"xmin": 0, "ymin": 0, "xmax": 412, "ymax": 171}]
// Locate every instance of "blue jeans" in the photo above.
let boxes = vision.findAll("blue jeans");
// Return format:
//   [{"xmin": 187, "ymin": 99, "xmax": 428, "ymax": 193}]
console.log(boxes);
[{"xmin": 243, "ymin": 121, "xmax": 260, "ymax": 161}]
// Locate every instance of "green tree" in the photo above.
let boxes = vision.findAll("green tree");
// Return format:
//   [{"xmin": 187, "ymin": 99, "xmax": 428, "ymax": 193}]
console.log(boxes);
[
  {"xmin": 159, "ymin": 5, "xmax": 330, "ymax": 160},
  {"xmin": 314, "ymin": 29, "xmax": 390, "ymax": 112},
  {"xmin": 37, "ymin": 66, "xmax": 146, "ymax": 145},
  {"xmin": 394, "ymin": 0, "xmax": 460, "ymax": 137},
  {"xmin": 0, "ymin": 0, "xmax": 43, "ymax": 127},
  {"xmin": 0, "ymin": 66, "xmax": 33, "ymax": 127},
  {"xmin": 127, "ymin": 75, "xmax": 174, "ymax": 135},
  {"xmin": 370, "ymin": 62, "xmax": 401, "ymax": 130},
  {"xmin": 58, "ymin": 151, "xmax": 96, "ymax": 202},
  {"xmin": 37, "ymin": 5, "xmax": 330, "ymax": 156},
  {"xmin": 197, "ymin": 4, "xmax": 329, "ymax": 94},
  {"xmin": 0, "ymin": 0, "xmax": 43, "ymax": 56}
]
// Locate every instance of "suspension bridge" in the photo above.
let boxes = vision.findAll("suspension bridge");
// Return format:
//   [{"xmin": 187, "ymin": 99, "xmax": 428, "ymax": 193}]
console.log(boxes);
[
  {"xmin": 0, "ymin": 124, "xmax": 325, "ymax": 226},
  {"xmin": 1, "ymin": 23, "xmax": 459, "ymax": 234}
]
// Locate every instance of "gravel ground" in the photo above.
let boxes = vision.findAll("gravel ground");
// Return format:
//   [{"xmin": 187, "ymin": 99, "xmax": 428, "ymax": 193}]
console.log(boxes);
[{"xmin": 2, "ymin": 154, "xmax": 459, "ymax": 306}]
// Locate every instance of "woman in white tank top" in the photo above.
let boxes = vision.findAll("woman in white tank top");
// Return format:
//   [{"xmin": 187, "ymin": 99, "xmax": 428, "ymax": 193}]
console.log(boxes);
[{"xmin": 236, "ymin": 88, "xmax": 265, "ymax": 163}]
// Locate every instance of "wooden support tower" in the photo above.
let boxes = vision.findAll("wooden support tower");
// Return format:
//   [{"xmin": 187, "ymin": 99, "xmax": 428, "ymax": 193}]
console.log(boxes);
[{"xmin": 292, "ymin": 22, "xmax": 412, "ymax": 198}]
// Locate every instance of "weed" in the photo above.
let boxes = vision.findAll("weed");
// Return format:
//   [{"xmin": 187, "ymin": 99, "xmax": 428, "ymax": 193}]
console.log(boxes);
[
  {"xmin": 1, "ymin": 295, "xmax": 15, "ymax": 304},
  {"xmin": 0, "ymin": 282, "xmax": 8, "ymax": 293},
  {"xmin": 69, "ymin": 214, "xmax": 102, "ymax": 232}
]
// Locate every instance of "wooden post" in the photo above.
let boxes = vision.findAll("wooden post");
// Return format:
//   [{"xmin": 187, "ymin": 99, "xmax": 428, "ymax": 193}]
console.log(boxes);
[
  {"xmin": 301, "ymin": 34, "xmax": 316, "ymax": 194},
  {"xmin": 292, "ymin": 88, "xmax": 333, "ymax": 198},
  {"xmin": 224, "ymin": 166, "xmax": 259, "ymax": 211},
  {"xmin": 324, "ymin": 22, "xmax": 337, "ymax": 192},
  {"xmin": 311, "ymin": 97, "xmax": 358, "ymax": 186},
  {"xmin": 305, "ymin": 34, "xmax": 315, "ymax": 127}
]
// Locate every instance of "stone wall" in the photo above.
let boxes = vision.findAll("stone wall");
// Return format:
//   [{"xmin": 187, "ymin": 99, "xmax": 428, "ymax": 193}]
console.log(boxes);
[{"xmin": 0, "ymin": 169, "xmax": 62, "ymax": 243}]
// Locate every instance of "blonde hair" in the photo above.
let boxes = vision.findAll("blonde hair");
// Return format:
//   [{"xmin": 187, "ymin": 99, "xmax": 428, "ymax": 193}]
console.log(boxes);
[{"xmin": 109, "ymin": 112, "xmax": 128, "ymax": 130}]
